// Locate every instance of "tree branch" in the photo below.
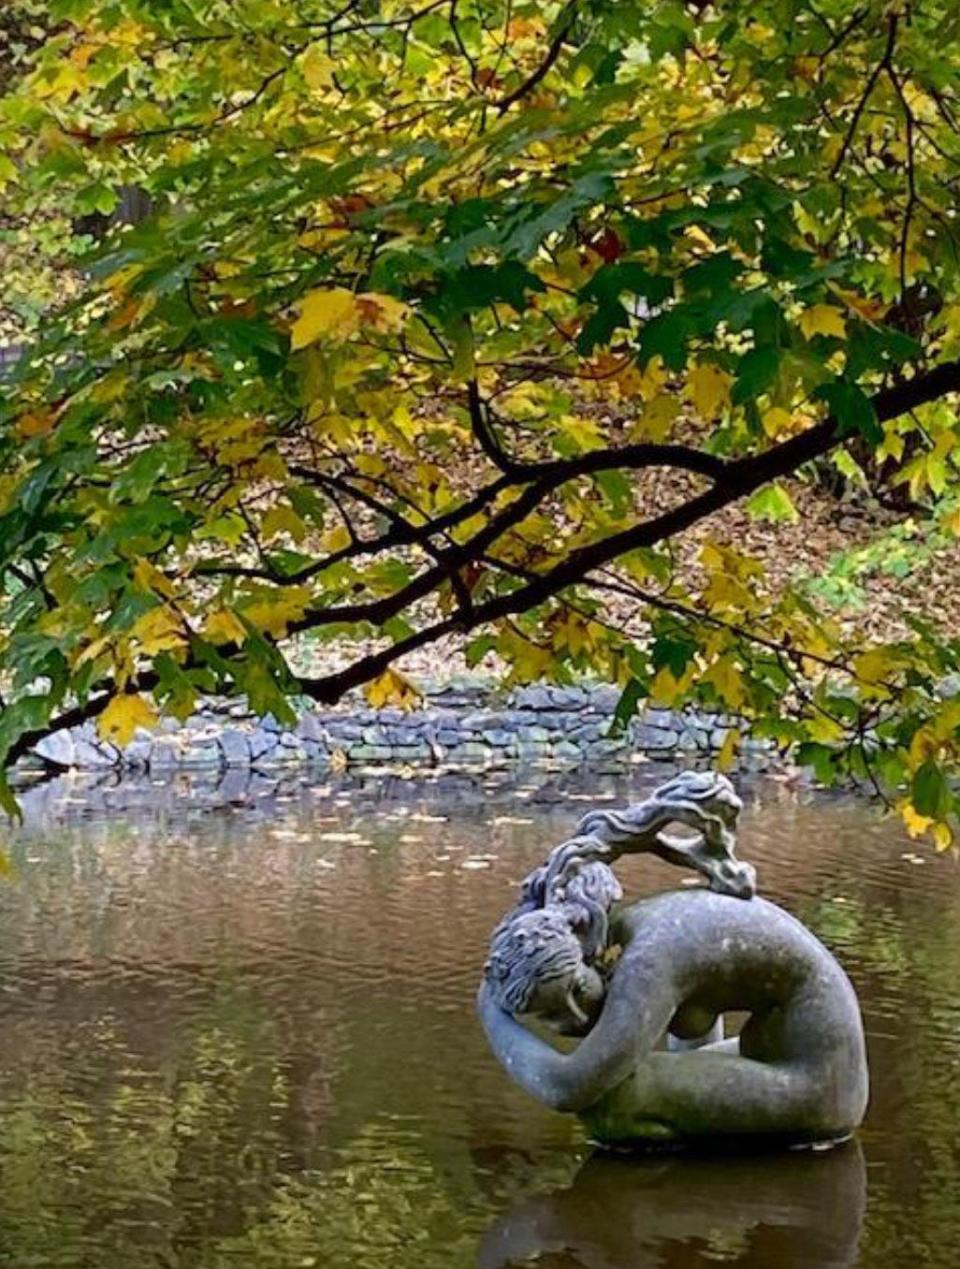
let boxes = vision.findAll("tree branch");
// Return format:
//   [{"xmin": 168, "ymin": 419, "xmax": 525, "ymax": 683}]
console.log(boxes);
[
  {"xmin": 495, "ymin": 1, "xmax": 579, "ymax": 112},
  {"xmin": 9, "ymin": 358, "xmax": 960, "ymax": 768}
]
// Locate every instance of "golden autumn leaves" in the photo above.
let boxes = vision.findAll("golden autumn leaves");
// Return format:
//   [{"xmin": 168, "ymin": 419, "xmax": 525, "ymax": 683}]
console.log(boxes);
[{"xmin": 291, "ymin": 289, "xmax": 409, "ymax": 349}]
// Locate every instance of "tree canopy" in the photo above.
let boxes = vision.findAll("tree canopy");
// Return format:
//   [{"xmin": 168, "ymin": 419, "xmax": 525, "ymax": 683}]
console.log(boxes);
[{"xmin": 2, "ymin": 0, "xmax": 960, "ymax": 838}]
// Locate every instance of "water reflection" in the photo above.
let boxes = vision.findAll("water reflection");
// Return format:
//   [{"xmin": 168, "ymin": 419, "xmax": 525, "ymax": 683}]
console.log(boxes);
[{"xmin": 478, "ymin": 1142, "xmax": 866, "ymax": 1269}]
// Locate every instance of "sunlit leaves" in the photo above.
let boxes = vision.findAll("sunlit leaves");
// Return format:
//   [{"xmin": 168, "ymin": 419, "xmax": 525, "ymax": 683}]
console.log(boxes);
[
  {"xmin": 291, "ymin": 289, "xmax": 409, "ymax": 349},
  {"xmin": 799, "ymin": 305, "xmax": 847, "ymax": 342},
  {"xmin": 98, "ymin": 693, "xmax": 157, "ymax": 747},
  {"xmin": 365, "ymin": 668, "xmax": 421, "ymax": 710},
  {"xmin": 0, "ymin": 0, "xmax": 959, "ymax": 837},
  {"xmin": 685, "ymin": 364, "xmax": 732, "ymax": 422},
  {"xmin": 746, "ymin": 484, "xmax": 799, "ymax": 524}
]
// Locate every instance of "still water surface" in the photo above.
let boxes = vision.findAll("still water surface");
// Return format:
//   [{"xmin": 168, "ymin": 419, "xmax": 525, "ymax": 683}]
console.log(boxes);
[{"xmin": 0, "ymin": 767, "xmax": 958, "ymax": 1267}]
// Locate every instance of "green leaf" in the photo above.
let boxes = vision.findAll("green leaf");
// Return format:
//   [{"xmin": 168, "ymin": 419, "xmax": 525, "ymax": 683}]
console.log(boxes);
[
  {"xmin": 746, "ymin": 484, "xmax": 799, "ymax": 523},
  {"xmin": 610, "ymin": 678, "xmax": 645, "ymax": 735},
  {"xmin": 816, "ymin": 380, "xmax": 881, "ymax": 444},
  {"xmin": 912, "ymin": 759, "xmax": 951, "ymax": 818},
  {"xmin": 732, "ymin": 345, "xmax": 781, "ymax": 406}
]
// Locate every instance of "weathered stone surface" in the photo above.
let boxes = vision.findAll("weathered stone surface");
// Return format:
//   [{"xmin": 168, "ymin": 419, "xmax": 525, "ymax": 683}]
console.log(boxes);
[
  {"xmin": 586, "ymin": 738, "xmax": 627, "ymax": 758},
  {"xmin": 512, "ymin": 685, "xmax": 553, "ymax": 710},
  {"xmin": 323, "ymin": 719, "xmax": 363, "ymax": 741},
  {"xmin": 149, "ymin": 738, "xmax": 182, "ymax": 769},
  {"xmin": 21, "ymin": 675, "xmax": 772, "ymax": 776},
  {"xmin": 123, "ymin": 740, "xmax": 152, "ymax": 769},
  {"xmin": 632, "ymin": 724, "xmax": 678, "ymax": 750},
  {"xmin": 180, "ymin": 741, "xmax": 222, "ymax": 768},
  {"xmin": 219, "ymin": 729, "xmax": 251, "ymax": 766},
  {"xmin": 295, "ymin": 712, "xmax": 326, "ymax": 743},
  {"xmin": 350, "ymin": 744, "xmax": 393, "ymax": 761},
  {"xmin": 249, "ymin": 729, "xmax": 278, "ymax": 763},
  {"xmin": 35, "ymin": 732, "xmax": 75, "ymax": 768}
]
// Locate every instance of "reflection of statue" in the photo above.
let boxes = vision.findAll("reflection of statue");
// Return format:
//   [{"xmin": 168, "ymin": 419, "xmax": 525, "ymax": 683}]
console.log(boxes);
[
  {"xmin": 477, "ymin": 1139, "xmax": 866, "ymax": 1269},
  {"xmin": 478, "ymin": 772, "xmax": 868, "ymax": 1147}
]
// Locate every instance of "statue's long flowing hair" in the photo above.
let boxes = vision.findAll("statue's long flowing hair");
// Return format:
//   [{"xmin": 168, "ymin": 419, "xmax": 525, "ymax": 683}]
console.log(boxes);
[{"xmin": 484, "ymin": 854, "xmax": 621, "ymax": 1015}]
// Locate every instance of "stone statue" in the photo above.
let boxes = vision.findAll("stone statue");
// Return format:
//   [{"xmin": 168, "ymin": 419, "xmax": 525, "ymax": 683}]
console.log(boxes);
[{"xmin": 477, "ymin": 771, "xmax": 869, "ymax": 1148}]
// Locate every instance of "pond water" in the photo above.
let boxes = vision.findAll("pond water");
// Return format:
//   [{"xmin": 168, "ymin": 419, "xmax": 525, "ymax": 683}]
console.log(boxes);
[{"xmin": 1, "ymin": 766, "xmax": 959, "ymax": 1267}]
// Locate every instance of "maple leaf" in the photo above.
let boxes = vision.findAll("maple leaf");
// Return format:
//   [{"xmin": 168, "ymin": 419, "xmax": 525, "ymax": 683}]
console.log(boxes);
[
  {"xmin": 799, "ymin": 305, "xmax": 847, "ymax": 341},
  {"xmin": 98, "ymin": 694, "xmax": 158, "ymax": 747},
  {"xmin": 202, "ymin": 610, "xmax": 248, "ymax": 647},
  {"xmin": 291, "ymin": 289, "xmax": 361, "ymax": 348},
  {"xmin": 686, "ymin": 363, "xmax": 732, "ymax": 420},
  {"xmin": 365, "ymin": 669, "xmax": 421, "ymax": 710}
]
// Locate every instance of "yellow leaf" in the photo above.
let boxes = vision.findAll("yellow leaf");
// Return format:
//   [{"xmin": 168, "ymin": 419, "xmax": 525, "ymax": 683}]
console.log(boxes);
[
  {"xmin": 98, "ymin": 694, "xmax": 158, "ymax": 747},
  {"xmin": 242, "ymin": 588, "xmax": 311, "ymax": 640},
  {"xmin": 942, "ymin": 505, "xmax": 960, "ymax": 536},
  {"xmin": 807, "ymin": 714, "xmax": 846, "ymax": 744},
  {"xmin": 799, "ymin": 304, "xmax": 846, "ymax": 341},
  {"xmin": 291, "ymin": 288, "xmax": 360, "ymax": 348},
  {"xmin": 300, "ymin": 46, "xmax": 335, "ymax": 90},
  {"xmin": 909, "ymin": 726, "xmax": 938, "ymax": 767},
  {"xmin": 686, "ymin": 364, "xmax": 732, "ymax": 420},
  {"xmin": 703, "ymin": 571, "xmax": 756, "ymax": 614},
  {"xmin": 716, "ymin": 728, "xmax": 741, "ymax": 772},
  {"xmin": 130, "ymin": 606, "xmax": 187, "ymax": 656},
  {"xmin": 631, "ymin": 393, "xmax": 680, "ymax": 442},
  {"xmin": 852, "ymin": 647, "xmax": 899, "ymax": 696},
  {"xmin": 365, "ymin": 668, "xmax": 421, "ymax": 710},
  {"xmin": 261, "ymin": 505, "xmax": 307, "ymax": 543},
  {"xmin": 356, "ymin": 292, "xmax": 409, "ymax": 333},
  {"xmin": 702, "ymin": 657, "xmax": 746, "ymax": 709},
  {"xmin": 649, "ymin": 665, "xmax": 682, "ymax": 706},
  {"xmin": 133, "ymin": 558, "xmax": 178, "ymax": 599},
  {"xmin": 761, "ymin": 407, "xmax": 794, "ymax": 438},
  {"xmin": 16, "ymin": 409, "xmax": 56, "ymax": 439},
  {"xmin": 202, "ymin": 609, "xmax": 248, "ymax": 646},
  {"xmin": 321, "ymin": 524, "xmax": 351, "ymax": 553},
  {"xmin": 933, "ymin": 821, "xmax": 954, "ymax": 851},
  {"xmin": 902, "ymin": 803, "xmax": 934, "ymax": 839},
  {"xmin": 75, "ymin": 634, "xmax": 112, "ymax": 670}
]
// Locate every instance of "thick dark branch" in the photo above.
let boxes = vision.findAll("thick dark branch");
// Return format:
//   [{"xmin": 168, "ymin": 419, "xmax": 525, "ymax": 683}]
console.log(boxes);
[
  {"xmin": 292, "ymin": 358, "xmax": 960, "ymax": 696},
  {"xmin": 284, "ymin": 440, "xmax": 725, "ymax": 628},
  {"xmin": 10, "ymin": 359, "xmax": 960, "ymax": 768}
]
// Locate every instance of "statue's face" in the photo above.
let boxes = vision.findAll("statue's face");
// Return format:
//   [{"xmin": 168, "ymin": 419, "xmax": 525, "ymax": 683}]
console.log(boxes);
[{"xmin": 530, "ymin": 964, "xmax": 605, "ymax": 1037}]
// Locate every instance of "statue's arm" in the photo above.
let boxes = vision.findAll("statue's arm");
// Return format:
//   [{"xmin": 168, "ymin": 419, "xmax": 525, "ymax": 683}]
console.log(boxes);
[
  {"xmin": 477, "ymin": 951, "xmax": 671, "ymax": 1113},
  {"xmin": 477, "ymin": 981, "xmax": 632, "ymax": 1111}
]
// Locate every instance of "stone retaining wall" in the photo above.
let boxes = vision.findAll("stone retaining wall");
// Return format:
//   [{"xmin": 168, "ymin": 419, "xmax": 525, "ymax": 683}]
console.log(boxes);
[{"xmin": 32, "ymin": 680, "xmax": 770, "ymax": 775}]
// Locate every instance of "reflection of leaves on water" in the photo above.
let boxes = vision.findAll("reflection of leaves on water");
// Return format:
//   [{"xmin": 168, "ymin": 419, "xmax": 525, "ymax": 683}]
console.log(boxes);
[
  {"xmin": 212, "ymin": 1122, "xmax": 478, "ymax": 1268},
  {"xmin": 804, "ymin": 895, "xmax": 910, "ymax": 976},
  {"xmin": 802, "ymin": 886, "xmax": 960, "ymax": 1268},
  {"xmin": 0, "ymin": 996, "xmax": 571, "ymax": 1269}
]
